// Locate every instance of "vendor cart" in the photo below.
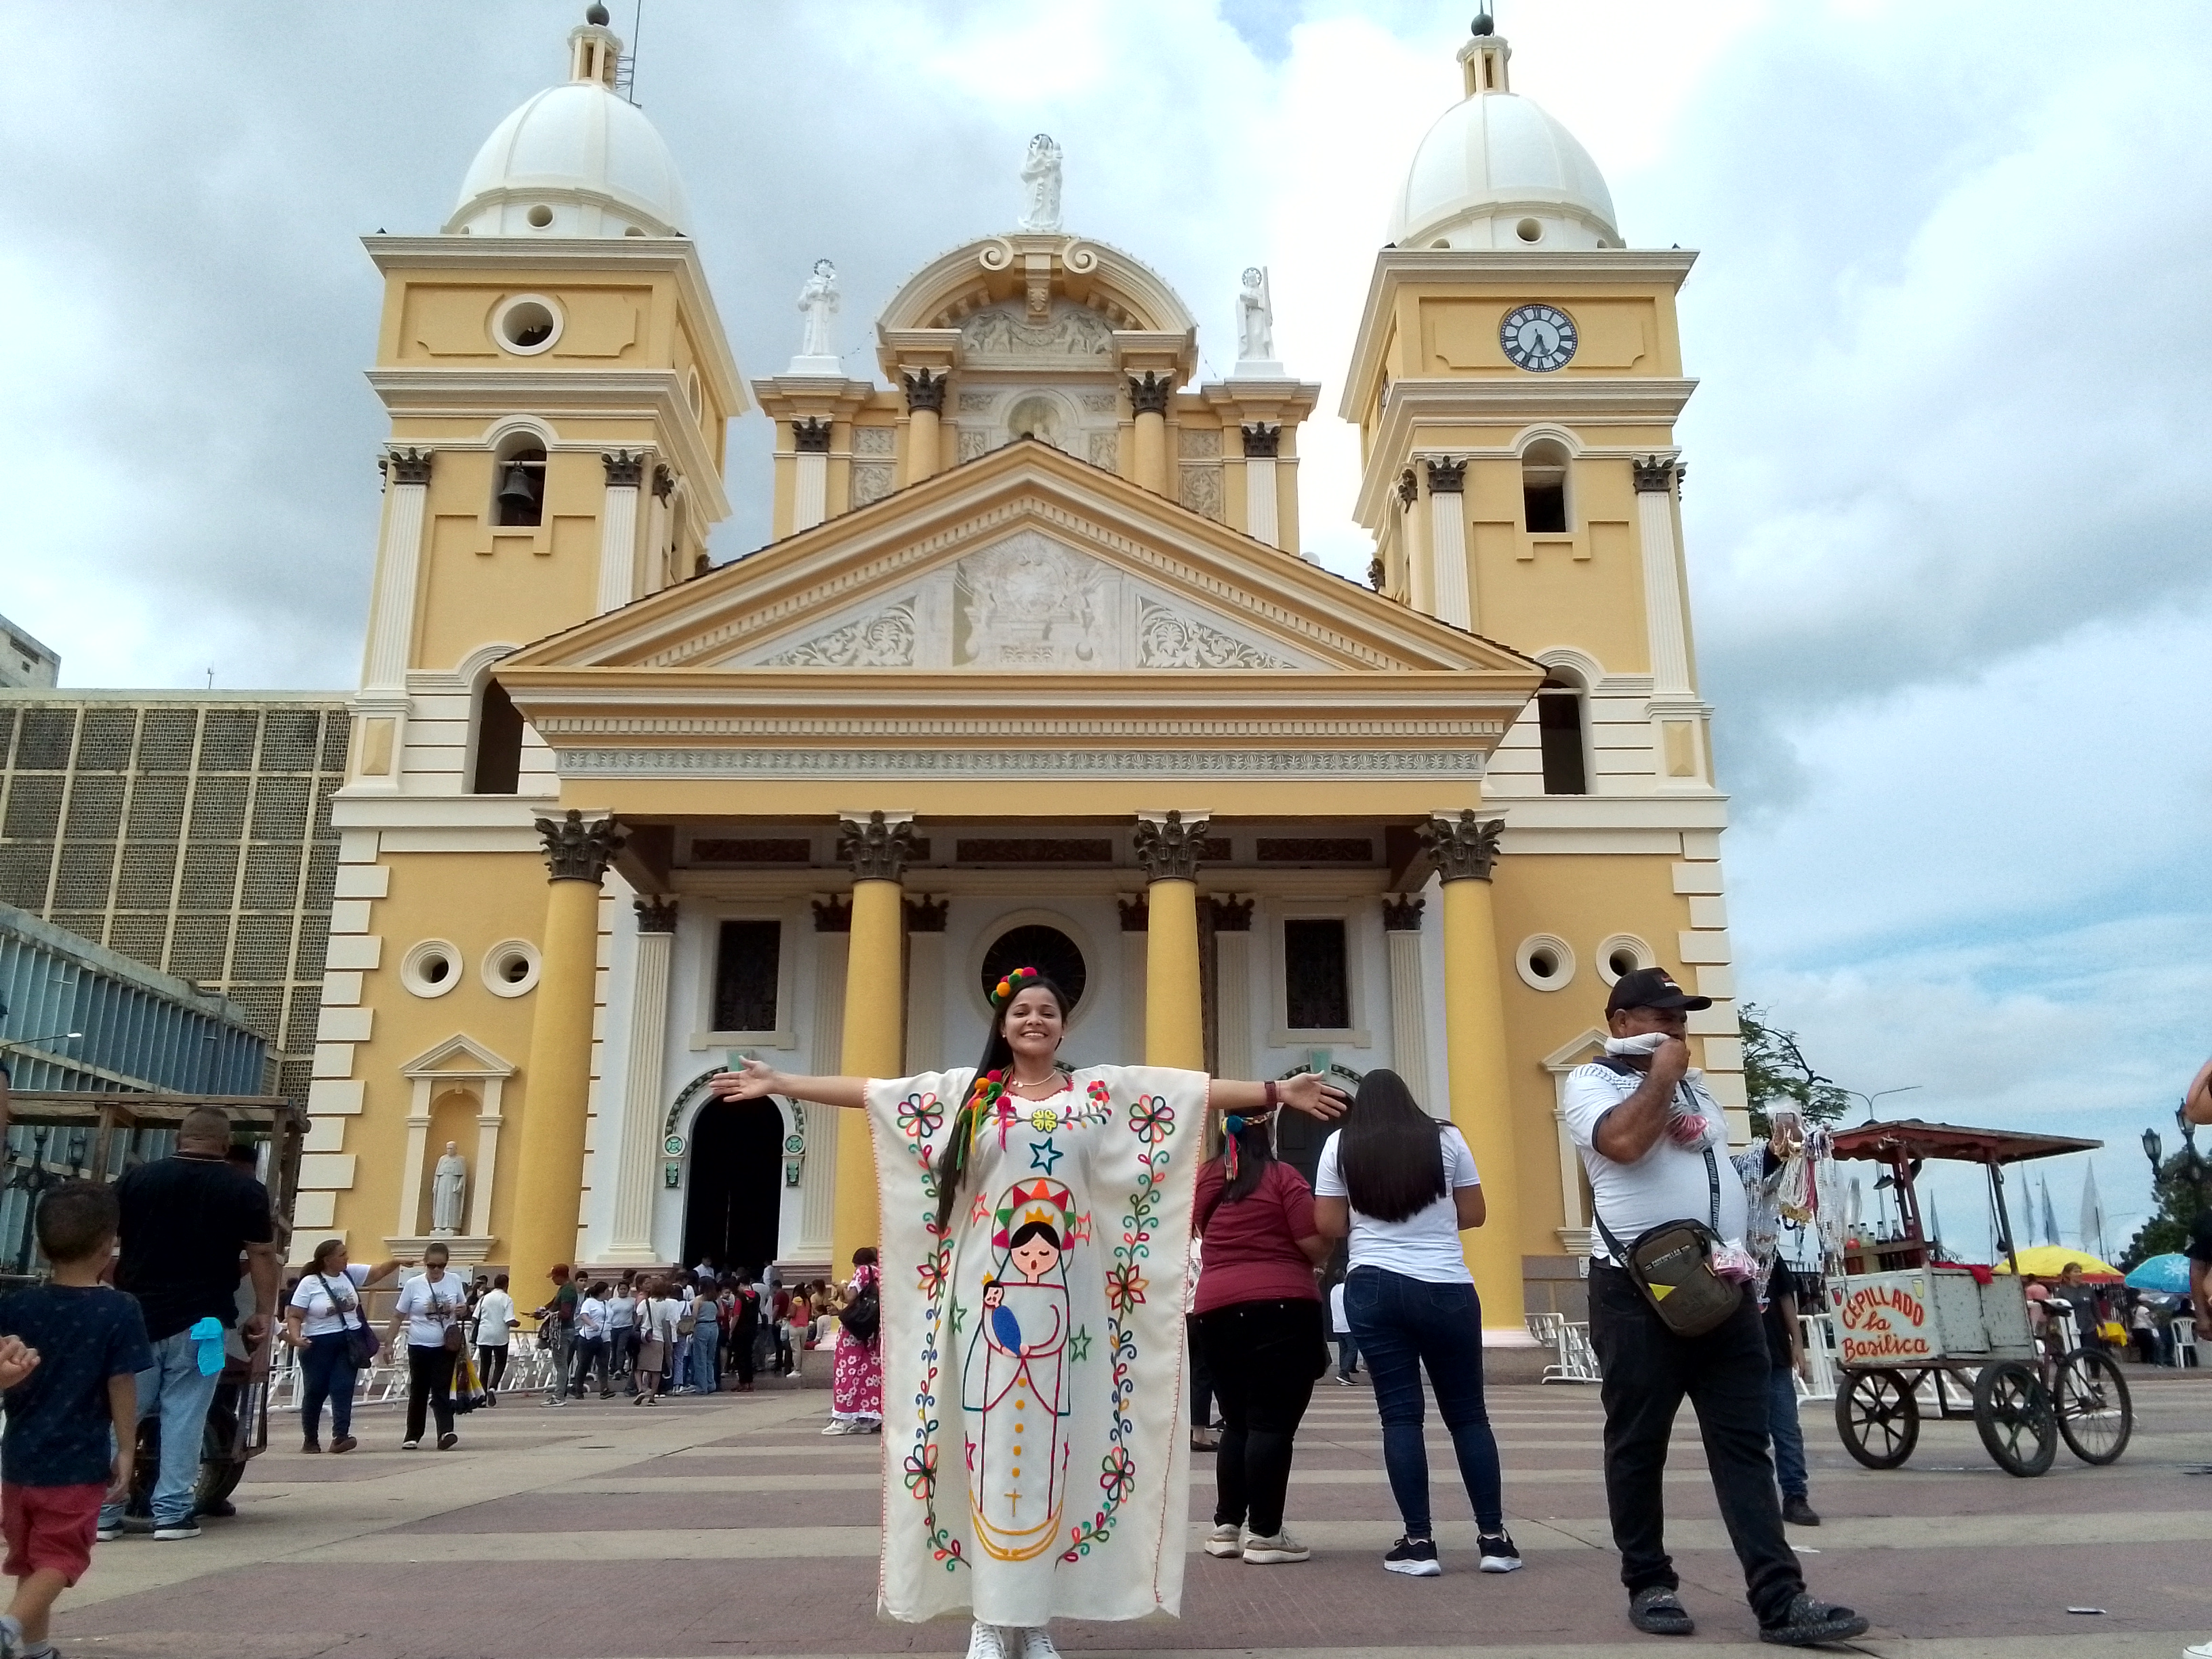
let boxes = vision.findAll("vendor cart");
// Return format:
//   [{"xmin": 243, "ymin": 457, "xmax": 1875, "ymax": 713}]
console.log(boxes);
[{"xmin": 1824, "ymin": 1120, "xmax": 2131, "ymax": 1478}]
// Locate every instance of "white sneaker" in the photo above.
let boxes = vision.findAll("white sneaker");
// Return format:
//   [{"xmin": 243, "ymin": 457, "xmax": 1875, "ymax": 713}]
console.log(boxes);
[
  {"xmin": 821, "ymin": 1418, "xmax": 855, "ymax": 1435},
  {"xmin": 1203, "ymin": 1521, "xmax": 1244, "ymax": 1558},
  {"xmin": 963, "ymin": 1620, "xmax": 1008, "ymax": 1659},
  {"xmin": 1012, "ymin": 1629, "xmax": 1061, "ymax": 1659},
  {"xmin": 2182, "ymin": 1644, "xmax": 2212, "ymax": 1658},
  {"xmin": 1242, "ymin": 1528, "xmax": 1311, "ymax": 1564}
]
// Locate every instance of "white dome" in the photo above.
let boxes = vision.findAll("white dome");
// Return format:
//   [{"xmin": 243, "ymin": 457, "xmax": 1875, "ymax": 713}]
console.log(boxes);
[
  {"xmin": 446, "ymin": 38, "xmax": 689, "ymax": 238},
  {"xmin": 1387, "ymin": 41, "xmax": 1619, "ymax": 252}
]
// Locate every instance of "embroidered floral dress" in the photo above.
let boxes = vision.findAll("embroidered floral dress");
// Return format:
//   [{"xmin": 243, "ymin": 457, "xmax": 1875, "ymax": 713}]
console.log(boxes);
[
  {"xmin": 832, "ymin": 1264, "xmax": 882, "ymax": 1418},
  {"xmin": 865, "ymin": 1064, "xmax": 1206, "ymax": 1629}
]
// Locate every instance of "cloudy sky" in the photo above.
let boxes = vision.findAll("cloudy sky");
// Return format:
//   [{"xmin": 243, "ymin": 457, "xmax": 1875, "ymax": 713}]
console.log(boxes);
[{"xmin": 5, "ymin": 1, "xmax": 2207, "ymax": 1254}]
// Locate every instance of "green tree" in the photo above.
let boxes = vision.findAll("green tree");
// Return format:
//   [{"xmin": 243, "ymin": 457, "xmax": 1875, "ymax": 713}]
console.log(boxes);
[
  {"xmin": 2118, "ymin": 1147, "xmax": 2212, "ymax": 1269},
  {"xmin": 1738, "ymin": 1003, "xmax": 1851, "ymax": 1137}
]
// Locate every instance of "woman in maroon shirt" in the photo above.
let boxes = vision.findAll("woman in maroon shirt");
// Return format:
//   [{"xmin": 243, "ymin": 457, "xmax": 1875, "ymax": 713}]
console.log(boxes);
[{"xmin": 1191, "ymin": 1105, "xmax": 1331, "ymax": 1565}]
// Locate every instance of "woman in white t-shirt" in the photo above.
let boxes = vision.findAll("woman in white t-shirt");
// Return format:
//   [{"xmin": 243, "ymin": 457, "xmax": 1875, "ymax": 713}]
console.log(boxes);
[
  {"xmin": 383, "ymin": 1242, "xmax": 469, "ymax": 1450},
  {"xmin": 474, "ymin": 1273, "xmax": 518, "ymax": 1403},
  {"xmin": 283, "ymin": 1238, "xmax": 404, "ymax": 1454},
  {"xmin": 1313, "ymin": 1069, "xmax": 1518, "ymax": 1579}
]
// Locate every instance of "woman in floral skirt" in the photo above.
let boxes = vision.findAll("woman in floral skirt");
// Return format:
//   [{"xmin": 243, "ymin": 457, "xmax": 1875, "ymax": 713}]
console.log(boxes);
[{"xmin": 825, "ymin": 1248, "xmax": 882, "ymax": 1434}]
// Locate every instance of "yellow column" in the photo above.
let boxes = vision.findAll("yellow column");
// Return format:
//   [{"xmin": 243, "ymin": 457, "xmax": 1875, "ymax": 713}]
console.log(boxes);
[
  {"xmin": 1134, "ymin": 811, "xmax": 1207, "ymax": 1069},
  {"xmin": 1129, "ymin": 372, "xmax": 1173, "ymax": 496},
  {"xmin": 510, "ymin": 811, "xmax": 623, "ymax": 1288},
  {"xmin": 830, "ymin": 812, "xmax": 913, "ymax": 1273},
  {"xmin": 1421, "ymin": 811, "xmax": 1528, "ymax": 1339},
  {"xmin": 901, "ymin": 369, "xmax": 945, "ymax": 487}
]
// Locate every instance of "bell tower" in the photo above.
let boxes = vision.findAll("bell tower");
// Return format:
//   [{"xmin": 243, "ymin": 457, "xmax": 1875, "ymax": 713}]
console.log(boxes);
[
  {"xmin": 349, "ymin": 3, "xmax": 747, "ymax": 798},
  {"xmin": 1343, "ymin": 18, "xmax": 1744, "ymax": 1307}
]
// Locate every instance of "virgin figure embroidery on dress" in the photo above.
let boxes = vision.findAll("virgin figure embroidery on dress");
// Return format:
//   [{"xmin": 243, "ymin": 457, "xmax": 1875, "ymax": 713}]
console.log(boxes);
[{"xmin": 964, "ymin": 1179, "xmax": 1076, "ymax": 1561}]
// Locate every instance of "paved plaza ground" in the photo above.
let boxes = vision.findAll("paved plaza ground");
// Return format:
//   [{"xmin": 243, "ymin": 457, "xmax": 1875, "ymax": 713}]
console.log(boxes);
[{"xmin": 47, "ymin": 1366, "xmax": 2212, "ymax": 1658}]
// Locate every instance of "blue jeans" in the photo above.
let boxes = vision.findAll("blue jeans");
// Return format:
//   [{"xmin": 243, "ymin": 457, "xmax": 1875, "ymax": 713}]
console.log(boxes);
[
  {"xmin": 1767, "ymin": 1366, "xmax": 1807, "ymax": 1499},
  {"xmin": 298, "ymin": 1331, "xmax": 358, "ymax": 1443},
  {"xmin": 691, "ymin": 1326, "xmax": 720, "ymax": 1392},
  {"xmin": 100, "ymin": 1328, "xmax": 222, "ymax": 1530},
  {"xmin": 672, "ymin": 1334, "xmax": 693, "ymax": 1387},
  {"xmin": 1343, "ymin": 1265, "xmax": 1504, "ymax": 1536},
  {"xmin": 1335, "ymin": 1334, "xmax": 1359, "ymax": 1378}
]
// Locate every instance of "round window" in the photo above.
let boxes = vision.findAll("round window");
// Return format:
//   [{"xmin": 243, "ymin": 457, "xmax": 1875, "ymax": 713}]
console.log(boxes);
[
  {"xmin": 492, "ymin": 294, "xmax": 562, "ymax": 356},
  {"xmin": 1515, "ymin": 216, "xmax": 1544, "ymax": 243},
  {"xmin": 401, "ymin": 939, "xmax": 463, "ymax": 999},
  {"xmin": 481, "ymin": 938, "xmax": 542, "ymax": 998},
  {"xmin": 1515, "ymin": 934, "xmax": 1575, "ymax": 993},
  {"xmin": 979, "ymin": 924, "xmax": 1086, "ymax": 1013},
  {"xmin": 526, "ymin": 203, "xmax": 554, "ymax": 229},
  {"xmin": 1597, "ymin": 934, "xmax": 1657, "ymax": 985}
]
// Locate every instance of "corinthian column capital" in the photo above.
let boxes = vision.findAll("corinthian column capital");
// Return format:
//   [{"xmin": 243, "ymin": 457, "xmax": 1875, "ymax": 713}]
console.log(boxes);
[
  {"xmin": 1133, "ymin": 810, "xmax": 1210, "ymax": 882},
  {"xmin": 602, "ymin": 449, "xmax": 646, "ymax": 488},
  {"xmin": 1127, "ymin": 371, "xmax": 1175, "ymax": 416},
  {"xmin": 837, "ymin": 811, "xmax": 916, "ymax": 882},
  {"xmin": 386, "ymin": 447, "xmax": 434, "ymax": 487},
  {"xmin": 534, "ymin": 809, "xmax": 626, "ymax": 883},
  {"xmin": 1418, "ymin": 810, "xmax": 1503, "ymax": 883},
  {"xmin": 901, "ymin": 368, "xmax": 947, "ymax": 413},
  {"xmin": 1633, "ymin": 454, "xmax": 1685, "ymax": 495}
]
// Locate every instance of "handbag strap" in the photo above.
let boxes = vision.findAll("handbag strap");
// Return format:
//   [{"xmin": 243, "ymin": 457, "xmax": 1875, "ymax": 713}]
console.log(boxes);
[{"xmin": 317, "ymin": 1273, "xmax": 363, "ymax": 1331}]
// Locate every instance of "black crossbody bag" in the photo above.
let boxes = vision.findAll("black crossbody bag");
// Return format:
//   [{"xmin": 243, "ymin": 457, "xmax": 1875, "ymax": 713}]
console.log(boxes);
[{"xmin": 1589, "ymin": 1064, "xmax": 1744, "ymax": 1339}]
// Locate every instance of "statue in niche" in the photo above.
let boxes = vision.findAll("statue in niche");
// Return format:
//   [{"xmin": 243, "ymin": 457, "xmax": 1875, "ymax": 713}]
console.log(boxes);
[
  {"xmin": 1236, "ymin": 266, "xmax": 1276, "ymax": 367},
  {"xmin": 430, "ymin": 1141, "xmax": 468, "ymax": 1235},
  {"xmin": 1019, "ymin": 134, "xmax": 1063, "ymax": 232},
  {"xmin": 795, "ymin": 259, "xmax": 840, "ymax": 362}
]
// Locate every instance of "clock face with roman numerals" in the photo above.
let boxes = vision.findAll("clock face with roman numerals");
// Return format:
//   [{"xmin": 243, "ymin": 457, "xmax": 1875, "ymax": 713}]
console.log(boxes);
[{"xmin": 1500, "ymin": 304, "xmax": 1578, "ymax": 372}]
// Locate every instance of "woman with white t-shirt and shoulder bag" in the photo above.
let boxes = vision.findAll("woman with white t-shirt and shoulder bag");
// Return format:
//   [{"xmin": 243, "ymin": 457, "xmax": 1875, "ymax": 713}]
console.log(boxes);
[
  {"xmin": 1313, "ymin": 1069, "xmax": 1519, "ymax": 1579},
  {"xmin": 384, "ymin": 1242, "xmax": 468, "ymax": 1450},
  {"xmin": 284, "ymin": 1238, "xmax": 405, "ymax": 1454}
]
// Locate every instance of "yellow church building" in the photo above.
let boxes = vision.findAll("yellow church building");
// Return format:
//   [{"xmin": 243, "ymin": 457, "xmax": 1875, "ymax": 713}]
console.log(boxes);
[{"xmin": 298, "ymin": 9, "xmax": 1742, "ymax": 1340}]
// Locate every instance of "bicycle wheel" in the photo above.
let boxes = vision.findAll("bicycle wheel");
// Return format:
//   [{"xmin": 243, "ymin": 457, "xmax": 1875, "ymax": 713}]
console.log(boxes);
[
  {"xmin": 1973, "ymin": 1359, "xmax": 2057, "ymax": 1477},
  {"xmin": 2053, "ymin": 1347, "xmax": 2133, "ymax": 1465},
  {"xmin": 1834, "ymin": 1368, "xmax": 1919, "ymax": 1469}
]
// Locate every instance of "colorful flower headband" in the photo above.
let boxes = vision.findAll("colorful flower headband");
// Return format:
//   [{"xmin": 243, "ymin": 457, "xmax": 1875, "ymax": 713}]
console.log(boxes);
[{"xmin": 990, "ymin": 964, "xmax": 1044, "ymax": 1008}]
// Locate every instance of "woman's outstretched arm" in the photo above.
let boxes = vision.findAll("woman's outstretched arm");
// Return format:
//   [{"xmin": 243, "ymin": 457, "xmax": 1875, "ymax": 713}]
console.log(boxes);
[
  {"xmin": 1210, "ymin": 1073, "xmax": 1348, "ymax": 1120},
  {"xmin": 709, "ymin": 1057, "xmax": 868, "ymax": 1110}
]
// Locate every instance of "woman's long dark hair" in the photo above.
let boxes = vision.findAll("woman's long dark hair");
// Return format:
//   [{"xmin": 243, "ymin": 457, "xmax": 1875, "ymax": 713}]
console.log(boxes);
[
  {"xmin": 930, "ymin": 970, "xmax": 1072, "ymax": 1235},
  {"xmin": 1337, "ymin": 1068, "xmax": 1448, "ymax": 1223}
]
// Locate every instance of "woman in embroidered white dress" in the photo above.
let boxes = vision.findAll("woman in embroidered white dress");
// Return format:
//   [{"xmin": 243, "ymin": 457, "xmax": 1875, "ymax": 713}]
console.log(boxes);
[{"xmin": 710, "ymin": 965, "xmax": 1345, "ymax": 1659}]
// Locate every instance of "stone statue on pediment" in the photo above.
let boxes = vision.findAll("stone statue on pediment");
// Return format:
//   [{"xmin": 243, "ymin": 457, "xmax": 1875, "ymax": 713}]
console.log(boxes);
[{"xmin": 1019, "ymin": 134, "xmax": 1063, "ymax": 232}]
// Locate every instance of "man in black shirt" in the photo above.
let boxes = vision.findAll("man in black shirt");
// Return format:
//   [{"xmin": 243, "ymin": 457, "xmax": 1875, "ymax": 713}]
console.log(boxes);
[{"xmin": 98, "ymin": 1107, "xmax": 277, "ymax": 1540}]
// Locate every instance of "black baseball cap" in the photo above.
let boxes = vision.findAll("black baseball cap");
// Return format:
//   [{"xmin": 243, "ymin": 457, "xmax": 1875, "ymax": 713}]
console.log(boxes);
[{"xmin": 1605, "ymin": 967, "xmax": 1712, "ymax": 1014}]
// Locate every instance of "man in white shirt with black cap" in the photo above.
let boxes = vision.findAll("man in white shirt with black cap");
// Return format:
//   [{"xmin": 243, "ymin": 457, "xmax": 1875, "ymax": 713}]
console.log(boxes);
[{"xmin": 1563, "ymin": 968, "xmax": 1868, "ymax": 1647}]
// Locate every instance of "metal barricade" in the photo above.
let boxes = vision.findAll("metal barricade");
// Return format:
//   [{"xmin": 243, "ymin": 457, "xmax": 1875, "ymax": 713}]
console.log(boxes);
[{"xmin": 1540, "ymin": 1320, "xmax": 1602, "ymax": 1384}]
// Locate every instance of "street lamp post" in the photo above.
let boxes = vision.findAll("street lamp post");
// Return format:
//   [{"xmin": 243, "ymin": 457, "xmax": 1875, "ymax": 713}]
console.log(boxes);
[{"xmin": 1843, "ymin": 1084, "xmax": 1923, "ymax": 1122}]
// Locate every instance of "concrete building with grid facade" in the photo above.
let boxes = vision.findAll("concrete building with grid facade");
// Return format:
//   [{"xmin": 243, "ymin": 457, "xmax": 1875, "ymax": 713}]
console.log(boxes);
[{"xmin": 0, "ymin": 693, "xmax": 350, "ymax": 1110}]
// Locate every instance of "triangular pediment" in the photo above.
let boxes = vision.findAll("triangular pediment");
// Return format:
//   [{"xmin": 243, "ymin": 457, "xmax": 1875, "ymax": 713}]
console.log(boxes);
[
  {"xmin": 502, "ymin": 441, "xmax": 1539, "ymax": 680},
  {"xmin": 400, "ymin": 1033, "xmax": 516, "ymax": 1080}
]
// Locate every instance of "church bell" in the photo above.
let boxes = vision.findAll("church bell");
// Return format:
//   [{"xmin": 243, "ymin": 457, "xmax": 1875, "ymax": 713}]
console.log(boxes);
[{"xmin": 495, "ymin": 463, "xmax": 539, "ymax": 512}]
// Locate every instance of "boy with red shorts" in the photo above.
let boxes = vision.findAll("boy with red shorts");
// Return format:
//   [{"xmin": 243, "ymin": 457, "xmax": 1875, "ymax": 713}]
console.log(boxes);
[{"xmin": 0, "ymin": 1181, "xmax": 150, "ymax": 1658}]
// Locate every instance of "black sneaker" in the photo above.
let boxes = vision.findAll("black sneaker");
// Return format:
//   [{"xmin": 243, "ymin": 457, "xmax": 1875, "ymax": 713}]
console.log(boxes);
[
  {"xmin": 1477, "ymin": 1530, "xmax": 1523, "ymax": 1573},
  {"xmin": 1384, "ymin": 1535, "xmax": 1441, "ymax": 1577},
  {"xmin": 1781, "ymin": 1494, "xmax": 1821, "ymax": 1527},
  {"xmin": 1759, "ymin": 1595, "xmax": 1868, "ymax": 1647}
]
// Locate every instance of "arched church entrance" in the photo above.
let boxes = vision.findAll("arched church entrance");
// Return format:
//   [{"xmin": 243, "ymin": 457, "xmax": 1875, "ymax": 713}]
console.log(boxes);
[{"xmin": 682, "ymin": 1098, "xmax": 783, "ymax": 1275}]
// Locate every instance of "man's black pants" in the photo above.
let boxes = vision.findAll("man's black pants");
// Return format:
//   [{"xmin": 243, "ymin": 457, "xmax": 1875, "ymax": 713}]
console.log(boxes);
[{"xmin": 1586, "ymin": 1262, "xmax": 1802, "ymax": 1624}]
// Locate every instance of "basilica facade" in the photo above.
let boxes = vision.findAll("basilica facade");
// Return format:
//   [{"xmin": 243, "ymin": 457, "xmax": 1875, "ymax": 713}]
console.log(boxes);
[{"xmin": 300, "ymin": 10, "xmax": 1739, "ymax": 1337}]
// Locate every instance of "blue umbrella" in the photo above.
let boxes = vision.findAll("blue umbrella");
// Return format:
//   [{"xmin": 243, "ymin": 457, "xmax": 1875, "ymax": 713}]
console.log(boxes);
[{"xmin": 2124, "ymin": 1253, "xmax": 2192, "ymax": 1295}]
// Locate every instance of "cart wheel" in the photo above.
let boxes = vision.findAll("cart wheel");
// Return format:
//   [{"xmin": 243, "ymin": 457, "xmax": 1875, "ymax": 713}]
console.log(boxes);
[
  {"xmin": 1834, "ymin": 1369, "xmax": 1919, "ymax": 1469},
  {"xmin": 1972, "ymin": 1359, "xmax": 2057, "ymax": 1477},
  {"xmin": 2053, "ymin": 1348, "xmax": 2133, "ymax": 1465}
]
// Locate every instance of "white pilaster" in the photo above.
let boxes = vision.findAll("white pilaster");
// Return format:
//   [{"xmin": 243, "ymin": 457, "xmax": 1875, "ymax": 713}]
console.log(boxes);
[
  {"xmin": 1243, "ymin": 457, "xmax": 1279, "ymax": 550},
  {"xmin": 1635, "ymin": 462, "xmax": 1694, "ymax": 697},
  {"xmin": 794, "ymin": 451, "xmax": 829, "ymax": 534},
  {"xmin": 1384, "ymin": 905, "xmax": 1432, "ymax": 1106},
  {"xmin": 363, "ymin": 453, "xmax": 430, "ymax": 691},
  {"xmin": 467, "ymin": 1081, "xmax": 504, "ymax": 1242},
  {"xmin": 396, "ymin": 1087, "xmax": 432, "ymax": 1238},
  {"xmin": 596, "ymin": 453, "xmax": 644, "ymax": 616},
  {"xmin": 905, "ymin": 921, "xmax": 945, "ymax": 1073},
  {"xmin": 1120, "ymin": 910, "xmax": 1148, "ymax": 1061},
  {"xmin": 1213, "ymin": 924, "xmax": 1254, "ymax": 1081},
  {"xmin": 1427, "ymin": 459, "xmax": 1471, "ymax": 631},
  {"xmin": 606, "ymin": 904, "xmax": 676, "ymax": 1262},
  {"xmin": 798, "ymin": 927, "xmax": 848, "ymax": 1258}
]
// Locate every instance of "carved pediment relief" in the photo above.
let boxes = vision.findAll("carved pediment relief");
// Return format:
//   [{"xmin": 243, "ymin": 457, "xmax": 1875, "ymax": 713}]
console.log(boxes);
[
  {"xmin": 721, "ymin": 529, "xmax": 1307, "ymax": 672},
  {"xmin": 960, "ymin": 300, "xmax": 1113, "ymax": 360}
]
